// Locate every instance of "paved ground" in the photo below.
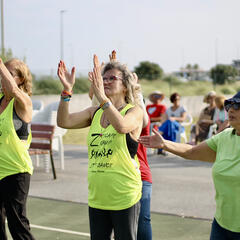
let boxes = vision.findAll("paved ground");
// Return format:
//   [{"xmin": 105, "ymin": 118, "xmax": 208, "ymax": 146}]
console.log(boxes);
[
  {"xmin": 29, "ymin": 144, "xmax": 216, "ymax": 220},
  {"xmin": 7, "ymin": 198, "xmax": 212, "ymax": 240}
]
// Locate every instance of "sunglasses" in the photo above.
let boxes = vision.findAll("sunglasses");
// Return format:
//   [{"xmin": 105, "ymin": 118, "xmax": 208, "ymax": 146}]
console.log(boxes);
[
  {"xmin": 224, "ymin": 102, "xmax": 240, "ymax": 112},
  {"xmin": 102, "ymin": 75, "xmax": 122, "ymax": 82},
  {"xmin": 152, "ymin": 94, "xmax": 162, "ymax": 99}
]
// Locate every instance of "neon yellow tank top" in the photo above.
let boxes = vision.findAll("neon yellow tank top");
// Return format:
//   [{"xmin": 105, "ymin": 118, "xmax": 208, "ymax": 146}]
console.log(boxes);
[
  {"xmin": 0, "ymin": 95, "xmax": 33, "ymax": 180},
  {"xmin": 87, "ymin": 104, "xmax": 142, "ymax": 210}
]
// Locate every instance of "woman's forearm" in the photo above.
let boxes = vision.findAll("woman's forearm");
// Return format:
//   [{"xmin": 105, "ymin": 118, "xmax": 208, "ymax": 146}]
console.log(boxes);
[
  {"xmin": 163, "ymin": 140, "xmax": 194, "ymax": 159},
  {"xmin": 163, "ymin": 140, "xmax": 216, "ymax": 162},
  {"xmin": 103, "ymin": 105, "xmax": 143, "ymax": 134},
  {"xmin": 57, "ymin": 99, "xmax": 71, "ymax": 128}
]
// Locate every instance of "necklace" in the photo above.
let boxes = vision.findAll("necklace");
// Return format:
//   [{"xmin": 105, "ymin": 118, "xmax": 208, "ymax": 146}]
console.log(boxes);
[{"xmin": 101, "ymin": 104, "xmax": 127, "ymax": 128}]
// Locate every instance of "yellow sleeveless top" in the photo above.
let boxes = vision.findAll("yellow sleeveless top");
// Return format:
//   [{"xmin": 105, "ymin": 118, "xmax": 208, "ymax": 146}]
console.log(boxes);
[
  {"xmin": 0, "ymin": 95, "xmax": 33, "ymax": 180},
  {"xmin": 87, "ymin": 104, "xmax": 142, "ymax": 210}
]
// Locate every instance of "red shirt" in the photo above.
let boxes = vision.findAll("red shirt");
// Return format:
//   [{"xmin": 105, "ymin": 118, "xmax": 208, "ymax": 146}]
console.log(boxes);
[
  {"xmin": 137, "ymin": 118, "xmax": 152, "ymax": 183},
  {"xmin": 146, "ymin": 104, "xmax": 166, "ymax": 120}
]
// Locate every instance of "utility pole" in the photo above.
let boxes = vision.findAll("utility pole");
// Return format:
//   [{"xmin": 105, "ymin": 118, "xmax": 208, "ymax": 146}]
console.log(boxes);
[
  {"xmin": 213, "ymin": 38, "xmax": 218, "ymax": 91},
  {"xmin": 60, "ymin": 10, "xmax": 66, "ymax": 60},
  {"xmin": 1, "ymin": 0, "xmax": 4, "ymax": 57}
]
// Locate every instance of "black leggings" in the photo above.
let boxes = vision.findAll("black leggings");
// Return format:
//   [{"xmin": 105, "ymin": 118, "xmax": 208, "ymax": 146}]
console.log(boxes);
[
  {"xmin": 0, "ymin": 173, "xmax": 35, "ymax": 240},
  {"xmin": 89, "ymin": 201, "xmax": 140, "ymax": 240}
]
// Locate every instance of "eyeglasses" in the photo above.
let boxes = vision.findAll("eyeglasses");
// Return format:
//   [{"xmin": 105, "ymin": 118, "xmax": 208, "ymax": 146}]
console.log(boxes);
[
  {"xmin": 224, "ymin": 102, "xmax": 240, "ymax": 112},
  {"xmin": 102, "ymin": 75, "xmax": 122, "ymax": 83}
]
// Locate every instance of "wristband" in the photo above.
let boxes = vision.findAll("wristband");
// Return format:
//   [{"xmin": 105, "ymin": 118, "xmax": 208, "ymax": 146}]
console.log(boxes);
[
  {"xmin": 61, "ymin": 90, "xmax": 72, "ymax": 98},
  {"xmin": 61, "ymin": 96, "xmax": 71, "ymax": 101},
  {"xmin": 101, "ymin": 101, "xmax": 112, "ymax": 110},
  {"xmin": 99, "ymin": 100, "xmax": 108, "ymax": 108},
  {"xmin": 62, "ymin": 90, "xmax": 73, "ymax": 96}
]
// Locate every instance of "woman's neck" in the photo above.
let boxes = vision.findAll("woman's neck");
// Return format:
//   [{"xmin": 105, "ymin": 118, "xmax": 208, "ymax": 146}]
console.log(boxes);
[
  {"xmin": 172, "ymin": 104, "xmax": 179, "ymax": 109},
  {"xmin": 109, "ymin": 97, "xmax": 127, "ymax": 110}
]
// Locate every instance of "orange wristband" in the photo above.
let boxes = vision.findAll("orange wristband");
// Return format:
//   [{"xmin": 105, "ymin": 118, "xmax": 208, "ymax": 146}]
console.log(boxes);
[
  {"xmin": 99, "ymin": 100, "xmax": 108, "ymax": 108},
  {"xmin": 61, "ymin": 90, "xmax": 73, "ymax": 96}
]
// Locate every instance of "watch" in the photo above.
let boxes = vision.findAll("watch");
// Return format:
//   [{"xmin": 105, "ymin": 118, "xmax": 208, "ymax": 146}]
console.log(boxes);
[{"xmin": 101, "ymin": 101, "xmax": 112, "ymax": 110}]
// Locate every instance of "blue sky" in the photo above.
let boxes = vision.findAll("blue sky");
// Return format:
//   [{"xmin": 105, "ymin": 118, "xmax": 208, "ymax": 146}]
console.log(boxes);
[{"xmin": 4, "ymin": 0, "xmax": 240, "ymax": 76}]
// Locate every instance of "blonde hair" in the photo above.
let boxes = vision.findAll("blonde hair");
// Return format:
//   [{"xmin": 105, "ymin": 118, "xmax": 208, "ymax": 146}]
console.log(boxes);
[
  {"xmin": 5, "ymin": 58, "xmax": 32, "ymax": 96},
  {"xmin": 102, "ymin": 62, "xmax": 141, "ymax": 105},
  {"xmin": 215, "ymin": 95, "xmax": 226, "ymax": 110}
]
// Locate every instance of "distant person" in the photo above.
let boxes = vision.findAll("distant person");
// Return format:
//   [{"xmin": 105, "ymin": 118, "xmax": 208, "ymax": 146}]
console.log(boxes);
[
  {"xmin": 146, "ymin": 91, "xmax": 166, "ymax": 129},
  {"xmin": 213, "ymin": 95, "xmax": 229, "ymax": 133},
  {"xmin": 146, "ymin": 91, "xmax": 166, "ymax": 155},
  {"xmin": 190, "ymin": 91, "xmax": 216, "ymax": 144},
  {"xmin": 158, "ymin": 92, "xmax": 187, "ymax": 143},
  {"xmin": 0, "ymin": 58, "xmax": 35, "ymax": 240},
  {"xmin": 57, "ymin": 55, "xmax": 143, "ymax": 240},
  {"xmin": 139, "ymin": 91, "xmax": 240, "ymax": 240}
]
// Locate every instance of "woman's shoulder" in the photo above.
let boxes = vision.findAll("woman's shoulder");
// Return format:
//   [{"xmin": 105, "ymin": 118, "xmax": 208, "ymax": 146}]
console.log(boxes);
[
  {"xmin": 214, "ymin": 127, "xmax": 234, "ymax": 139},
  {"xmin": 124, "ymin": 104, "xmax": 141, "ymax": 113}
]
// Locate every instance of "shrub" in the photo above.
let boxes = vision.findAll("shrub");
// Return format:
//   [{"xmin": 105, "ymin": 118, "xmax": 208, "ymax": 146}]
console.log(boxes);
[
  {"xmin": 73, "ymin": 77, "xmax": 90, "ymax": 93},
  {"xmin": 33, "ymin": 76, "xmax": 62, "ymax": 95},
  {"xmin": 220, "ymin": 87, "xmax": 234, "ymax": 95},
  {"xmin": 210, "ymin": 64, "xmax": 238, "ymax": 85},
  {"xmin": 134, "ymin": 61, "xmax": 163, "ymax": 80},
  {"xmin": 163, "ymin": 75, "xmax": 181, "ymax": 85}
]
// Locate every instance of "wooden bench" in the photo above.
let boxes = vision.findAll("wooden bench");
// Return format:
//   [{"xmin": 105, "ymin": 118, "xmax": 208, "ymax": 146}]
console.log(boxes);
[{"xmin": 29, "ymin": 124, "xmax": 56, "ymax": 179}]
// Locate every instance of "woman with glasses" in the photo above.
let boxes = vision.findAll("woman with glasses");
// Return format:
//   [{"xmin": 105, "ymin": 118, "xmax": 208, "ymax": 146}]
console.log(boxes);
[
  {"xmin": 57, "ymin": 55, "xmax": 143, "ymax": 240},
  {"xmin": 139, "ymin": 91, "xmax": 240, "ymax": 240},
  {"xmin": 0, "ymin": 58, "xmax": 35, "ymax": 240}
]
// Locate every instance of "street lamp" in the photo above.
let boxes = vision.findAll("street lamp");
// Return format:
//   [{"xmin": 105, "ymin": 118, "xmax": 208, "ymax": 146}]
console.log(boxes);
[
  {"xmin": 1, "ymin": 0, "xmax": 4, "ymax": 57},
  {"xmin": 60, "ymin": 10, "xmax": 66, "ymax": 60}
]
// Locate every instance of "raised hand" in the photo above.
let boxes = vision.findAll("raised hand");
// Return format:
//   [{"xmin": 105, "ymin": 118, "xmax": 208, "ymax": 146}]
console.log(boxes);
[
  {"xmin": 57, "ymin": 60, "xmax": 75, "ymax": 91},
  {"xmin": 138, "ymin": 128, "xmax": 165, "ymax": 149},
  {"xmin": 88, "ymin": 55, "xmax": 108, "ymax": 103},
  {"xmin": 109, "ymin": 50, "xmax": 117, "ymax": 62}
]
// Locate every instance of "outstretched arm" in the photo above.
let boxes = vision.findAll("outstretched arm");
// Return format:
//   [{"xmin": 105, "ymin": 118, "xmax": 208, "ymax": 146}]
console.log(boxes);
[{"xmin": 138, "ymin": 128, "xmax": 216, "ymax": 162}]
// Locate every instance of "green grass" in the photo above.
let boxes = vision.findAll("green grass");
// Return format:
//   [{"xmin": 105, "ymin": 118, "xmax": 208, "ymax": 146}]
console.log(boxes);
[{"xmin": 140, "ymin": 79, "xmax": 240, "ymax": 98}]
